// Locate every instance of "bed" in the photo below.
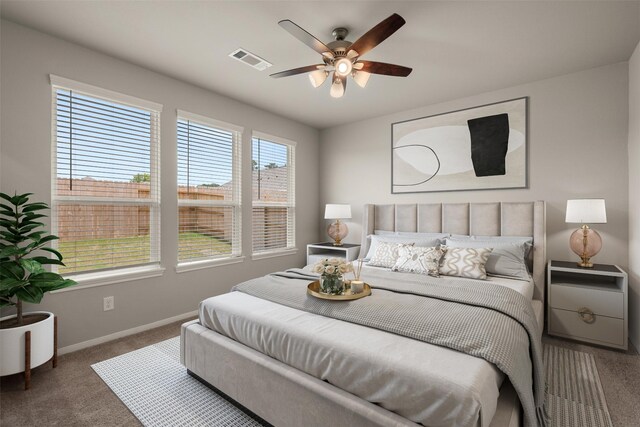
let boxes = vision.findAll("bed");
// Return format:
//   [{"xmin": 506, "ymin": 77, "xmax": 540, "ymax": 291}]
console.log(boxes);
[{"xmin": 181, "ymin": 201, "xmax": 546, "ymax": 427}]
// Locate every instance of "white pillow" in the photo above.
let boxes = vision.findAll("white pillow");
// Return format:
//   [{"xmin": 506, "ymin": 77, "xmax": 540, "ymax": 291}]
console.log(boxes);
[
  {"xmin": 369, "ymin": 242, "xmax": 411, "ymax": 268},
  {"xmin": 375, "ymin": 230, "xmax": 450, "ymax": 239},
  {"xmin": 365, "ymin": 234, "xmax": 444, "ymax": 261},
  {"xmin": 449, "ymin": 235, "xmax": 533, "ymax": 257},
  {"xmin": 439, "ymin": 247, "xmax": 493, "ymax": 280},
  {"xmin": 392, "ymin": 246, "xmax": 445, "ymax": 277},
  {"xmin": 445, "ymin": 239, "xmax": 531, "ymax": 280}
]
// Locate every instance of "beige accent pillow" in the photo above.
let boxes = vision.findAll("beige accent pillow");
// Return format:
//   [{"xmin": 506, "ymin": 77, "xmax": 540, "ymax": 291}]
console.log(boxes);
[
  {"xmin": 439, "ymin": 247, "xmax": 493, "ymax": 280},
  {"xmin": 392, "ymin": 246, "xmax": 445, "ymax": 277},
  {"xmin": 368, "ymin": 242, "xmax": 412, "ymax": 268}
]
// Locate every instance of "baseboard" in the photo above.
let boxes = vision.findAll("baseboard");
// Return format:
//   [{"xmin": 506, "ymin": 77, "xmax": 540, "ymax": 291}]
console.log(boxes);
[{"xmin": 59, "ymin": 310, "xmax": 198, "ymax": 355}]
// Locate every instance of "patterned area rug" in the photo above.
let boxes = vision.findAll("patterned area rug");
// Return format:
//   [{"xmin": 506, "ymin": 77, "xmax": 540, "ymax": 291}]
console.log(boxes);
[
  {"xmin": 92, "ymin": 337, "xmax": 613, "ymax": 427},
  {"xmin": 545, "ymin": 345, "xmax": 613, "ymax": 427},
  {"xmin": 92, "ymin": 337, "xmax": 269, "ymax": 427}
]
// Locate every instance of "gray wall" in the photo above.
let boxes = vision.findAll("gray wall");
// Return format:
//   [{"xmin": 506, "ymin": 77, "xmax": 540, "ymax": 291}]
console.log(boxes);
[
  {"xmin": 320, "ymin": 63, "xmax": 630, "ymax": 270},
  {"xmin": 628, "ymin": 41, "xmax": 640, "ymax": 349},
  {"xmin": 0, "ymin": 20, "xmax": 321, "ymax": 348}
]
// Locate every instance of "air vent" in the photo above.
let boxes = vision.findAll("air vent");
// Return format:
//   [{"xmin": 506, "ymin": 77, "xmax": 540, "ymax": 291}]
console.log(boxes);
[{"xmin": 229, "ymin": 48, "xmax": 272, "ymax": 71}]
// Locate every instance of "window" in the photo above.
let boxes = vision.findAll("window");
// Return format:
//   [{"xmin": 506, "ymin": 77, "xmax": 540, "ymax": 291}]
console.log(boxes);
[
  {"xmin": 177, "ymin": 111, "xmax": 242, "ymax": 266},
  {"xmin": 252, "ymin": 133, "xmax": 296, "ymax": 256},
  {"xmin": 51, "ymin": 76, "xmax": 162, "ymax": 277}
]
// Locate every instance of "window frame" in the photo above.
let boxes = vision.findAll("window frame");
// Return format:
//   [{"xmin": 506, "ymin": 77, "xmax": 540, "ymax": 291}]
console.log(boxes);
[
  {"xmin": 175, "ymin": 110, "xmax": 244, "ymax": 272},
  {"xmin": 49, "ymin": 75, "xmax": 164, "ymax": 288},
  {"xmin": 251, "ymin": 131, "xmax": 297, "ymax": 259}
]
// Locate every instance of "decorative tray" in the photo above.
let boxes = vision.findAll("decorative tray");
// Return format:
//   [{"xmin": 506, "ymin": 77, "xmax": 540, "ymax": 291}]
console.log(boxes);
[{"xmin": 307, "ymin": 281, "xmax": 372, "ymax": 301}]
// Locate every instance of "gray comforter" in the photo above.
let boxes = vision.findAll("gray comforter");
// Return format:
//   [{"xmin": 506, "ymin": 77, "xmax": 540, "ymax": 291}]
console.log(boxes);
[{"xmin": 233, "ymin": 267, "xmax": 548, "ymax": 427}]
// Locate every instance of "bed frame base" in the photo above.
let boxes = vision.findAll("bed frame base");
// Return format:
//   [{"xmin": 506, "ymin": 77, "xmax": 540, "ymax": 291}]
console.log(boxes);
[
  {"xmin": 187, "ymin": 369, "xmax": 272, "ymax": 426},
  {"xmin": 181, "ymin": 320, "xmax": 522, "ymax": 427}
]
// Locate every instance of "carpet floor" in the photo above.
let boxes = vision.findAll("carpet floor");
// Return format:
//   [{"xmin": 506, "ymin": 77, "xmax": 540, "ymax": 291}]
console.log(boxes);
[{"xmin": 1, "ymin": 319, "xmax": 638, "ymax": 426}]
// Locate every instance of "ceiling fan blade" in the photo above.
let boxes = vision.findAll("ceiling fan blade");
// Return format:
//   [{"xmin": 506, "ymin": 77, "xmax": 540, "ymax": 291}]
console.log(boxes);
[
  {"xmin": 348, "ymin": 13, "xmax": 406, "ymax": 57},
  {"xmin": 330, "ymin": 73, "xmax": 346, "ymax": 98},
  {"xmin": 270, "ymin": 64, "xmax": 326, "ymax": 78},
  {"xmin": 279, "ymin": 19, "xmax": 333, "ymax": 55},
  {"xmin": 357, "ymin": 61, "xmax": 412, "ymax": 77}
]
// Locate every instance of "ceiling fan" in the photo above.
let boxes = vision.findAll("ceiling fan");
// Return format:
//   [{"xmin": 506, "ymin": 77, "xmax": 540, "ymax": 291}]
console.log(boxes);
[{"xmin": 270, "ymin": 13, "xmax": 412, "ymax": 98}]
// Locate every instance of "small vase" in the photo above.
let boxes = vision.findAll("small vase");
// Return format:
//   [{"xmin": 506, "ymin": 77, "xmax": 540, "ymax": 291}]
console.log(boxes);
[{"xmin": 319, "ymin": 275, "xmax": 344, "ymax": 295}]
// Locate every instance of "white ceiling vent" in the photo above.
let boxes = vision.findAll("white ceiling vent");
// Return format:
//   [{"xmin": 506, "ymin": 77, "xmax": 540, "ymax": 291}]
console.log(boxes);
[{"xmin": 229, "ymin": 48, "xmax": 272, "ymax": 71}]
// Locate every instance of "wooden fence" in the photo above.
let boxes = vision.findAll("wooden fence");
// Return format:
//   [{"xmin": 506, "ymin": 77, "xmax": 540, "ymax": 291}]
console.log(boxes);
[
  {"xmin": 56, "ymin": 178, "xmax": 229, "ymax": 240},
  {"xmin": 55, "ymin": 174, "xmax": 289, "ymax": 245}
]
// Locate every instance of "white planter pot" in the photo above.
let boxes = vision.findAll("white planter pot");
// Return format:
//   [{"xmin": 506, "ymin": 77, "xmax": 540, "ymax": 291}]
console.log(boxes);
[{"xmin": 0, "ymin": 311, "xmax": 54, "ymax": 376}]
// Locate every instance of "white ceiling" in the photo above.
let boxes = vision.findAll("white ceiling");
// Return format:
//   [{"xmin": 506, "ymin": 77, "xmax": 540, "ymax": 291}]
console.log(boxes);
[{"xmin": 2, "ymin": 1, "xmax": 639, "ymax": 129}]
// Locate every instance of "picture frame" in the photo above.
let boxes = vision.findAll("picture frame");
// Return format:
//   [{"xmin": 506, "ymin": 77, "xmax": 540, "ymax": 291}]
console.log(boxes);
[{"xmin": 391, "ymin": 97, "xmax": 528, "ymax": 193}]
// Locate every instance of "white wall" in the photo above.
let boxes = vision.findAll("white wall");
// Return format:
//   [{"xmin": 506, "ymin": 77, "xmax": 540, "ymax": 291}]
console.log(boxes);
[
  {"xmin": 320, "ymin": 63, "xmax": 630, "ymax": 270},
  {"xmin": 628, "ymin": 41, "xmax": 640, "ymax": 350},
  {"xmin": 0, "ymin": 20, "xmax": 321, "ymax": 348}
]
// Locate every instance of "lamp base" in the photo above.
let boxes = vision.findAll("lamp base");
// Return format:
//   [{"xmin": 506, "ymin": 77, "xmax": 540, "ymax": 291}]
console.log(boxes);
[
  {"xmin": 327, "ymin": 220, "xmax": 348, "ymax": 247},
  {"xmin": 569, "ymin": 225, "xmax": 602, "ymax": 269},
  {"xmin": 577, "ymin": 258, "xmax": 594, "ymax": 268}
]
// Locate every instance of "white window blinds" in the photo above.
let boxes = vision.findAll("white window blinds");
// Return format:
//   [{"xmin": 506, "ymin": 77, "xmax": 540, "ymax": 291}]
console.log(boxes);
[
  {"xmin": 252, "ymin": 133, "xmax": 296, "ymax": 254},
  {"xmin": 177, "ymin": 111, "xmax": 242, "ymax": 263},
  {"xmin": 51, "ymin": 76, "xmax": 161, "ymax": 275}
]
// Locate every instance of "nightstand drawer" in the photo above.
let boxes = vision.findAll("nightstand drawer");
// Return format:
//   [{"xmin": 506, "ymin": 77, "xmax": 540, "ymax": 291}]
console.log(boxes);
[
  {"xmin": 550, "ymin": 283, "xmax": 623, "ymax": 318},
  {"xmin": 549, "ymin": 308, "xmax": 625, "ymax": 347}
]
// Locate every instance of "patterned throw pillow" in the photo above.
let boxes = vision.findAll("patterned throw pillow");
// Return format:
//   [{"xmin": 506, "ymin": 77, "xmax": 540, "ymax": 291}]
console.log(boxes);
[
  {"xmin": 392, "ymin": 246, "xmax": 446, "ymax": 277},
  {"xmin": 365, "ymin": 234, "xmax": 444, "ymax": 261},
  {"xmin": 368, "ymin": 242, "xmax": 412, "ymax": 268},
  {"xmin": 445, "ymin": 239, "xmax": 530, "ymax": 280},
  {"xmin": 439, "ymin": 247, "xmax": 493, "ymax": 280}
]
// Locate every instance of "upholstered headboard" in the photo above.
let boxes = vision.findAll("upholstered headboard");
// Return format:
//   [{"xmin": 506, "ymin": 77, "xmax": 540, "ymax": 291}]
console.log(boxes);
[{"xmin": 359, "ymin": 201, "xmax": 546, "ymax": 302}]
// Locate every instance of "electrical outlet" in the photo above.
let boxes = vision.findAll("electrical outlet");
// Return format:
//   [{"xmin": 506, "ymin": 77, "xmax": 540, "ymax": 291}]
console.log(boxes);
[{"xmin": 103, "ymin": 296, "xmax": 114, "ymax": 311}]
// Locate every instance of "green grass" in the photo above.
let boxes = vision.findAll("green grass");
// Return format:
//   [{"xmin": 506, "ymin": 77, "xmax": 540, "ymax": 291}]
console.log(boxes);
[
  {"xmin": 177, "ymin": 232, "xmax": 232, "ymax": 261},
  {"xmin": 58, "ymin": 233, "xmax": 231, "ymax": 273}
]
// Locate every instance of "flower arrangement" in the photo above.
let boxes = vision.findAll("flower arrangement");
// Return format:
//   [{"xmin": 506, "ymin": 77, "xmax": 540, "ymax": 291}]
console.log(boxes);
[{"xmin": 313, "ymin": 258, "xmax": 353, "ymax": 295}]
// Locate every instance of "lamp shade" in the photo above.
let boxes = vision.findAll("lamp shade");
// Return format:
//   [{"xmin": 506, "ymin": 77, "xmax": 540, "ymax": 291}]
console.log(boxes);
[
  {"xmin": 352, "ymin": 71, "xmax": 371, "ymax": 88},
  {"xmin": 565, "ymin": 199, "xmax": 607, "ymax": 224},
  {"xmin": 330, "ymin": 77, "xmax": 345, "ymax": 98},
  {"xmin": 324, "ymin": 204, "xmax": 351, "ymax": 220},
  {"xmin": 308, "ymin": 70, "xmax": 328, "ymax": 88}
]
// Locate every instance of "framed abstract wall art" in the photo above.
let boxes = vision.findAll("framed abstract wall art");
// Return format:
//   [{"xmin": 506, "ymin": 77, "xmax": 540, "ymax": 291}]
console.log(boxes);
[{"xmin": 391, "ymin": 97, "xmax": 527, "ymax": 193}]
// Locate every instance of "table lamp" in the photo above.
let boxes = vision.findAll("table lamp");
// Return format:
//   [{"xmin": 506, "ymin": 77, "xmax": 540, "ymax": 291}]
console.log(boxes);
[
  {"xmin": 325, "ymin": 204, "xmax": 351, "ymax": 246},
  {"xmin": 565, "ymin": 199, "xmax": 607, "ymax": 268}
]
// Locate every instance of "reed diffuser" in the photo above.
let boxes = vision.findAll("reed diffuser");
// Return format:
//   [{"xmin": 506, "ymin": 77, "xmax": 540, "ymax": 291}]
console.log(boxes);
[{"xmin": 350, "ymin": 259, "xmax": 365, "ymax": 294}]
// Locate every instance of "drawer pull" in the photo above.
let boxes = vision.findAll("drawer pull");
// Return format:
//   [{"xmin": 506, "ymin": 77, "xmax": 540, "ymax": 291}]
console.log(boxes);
[{"xmin": 578, "ymin": 307, "xmax": 596, "ymax": 324}]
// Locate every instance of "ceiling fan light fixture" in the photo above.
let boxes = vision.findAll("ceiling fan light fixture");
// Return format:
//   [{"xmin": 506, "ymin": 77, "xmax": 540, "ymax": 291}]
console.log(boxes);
[
  {"xmin": 346, "ymin": 50, "xmax": 359, "ymax": 60},
  {"xmin": 309, "ymin": 69, "xmax": 329, "ymax": 88},
  {"xmin": 330, "ymin": 76, "xmax": 345, "ymax": 98},
  {"xmin": 353, "ymin": 71, "xmax": 371, "ymax": 88},
  {"xmin": 334, "ymin": 58, "xmax": 353, "ymax": 77},
  {"xmin": 322, "ymin": 51, "xmax": 335, "ymax": 61}
]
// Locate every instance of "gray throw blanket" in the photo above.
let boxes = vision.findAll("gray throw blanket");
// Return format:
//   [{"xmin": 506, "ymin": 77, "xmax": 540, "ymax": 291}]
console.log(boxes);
[{"xmin": 233, "ymin": 267, "xmax": 548, "ymax": 427}]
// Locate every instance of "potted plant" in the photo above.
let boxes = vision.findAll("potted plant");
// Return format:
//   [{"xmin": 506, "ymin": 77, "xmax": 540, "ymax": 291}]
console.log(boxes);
[{"xmin": 0, "ymin": 192, "xmax": 76, "ymax": 388}]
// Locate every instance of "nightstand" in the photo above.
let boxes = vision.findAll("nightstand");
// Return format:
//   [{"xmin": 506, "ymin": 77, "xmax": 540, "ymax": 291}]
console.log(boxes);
[
  {"xmin": 547, "ymin": 260, "xmax": 628, "ymax": 350},
  {"xmin": 306, "ymin": 242, "xmax": 361, "ymax": 265}
]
